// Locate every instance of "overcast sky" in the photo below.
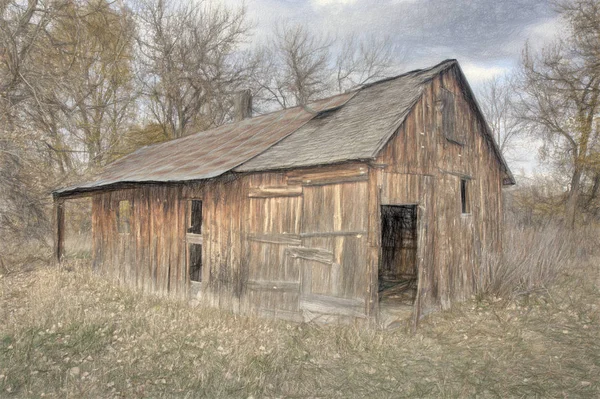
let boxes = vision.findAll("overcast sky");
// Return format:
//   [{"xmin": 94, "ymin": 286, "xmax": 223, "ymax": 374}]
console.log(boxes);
[
  {"xmin": 236, "ymin": 0, "xmax": 561, "ymax": 82},
  {"xmin": 222, "ymin": 0, "xmax": 565, "ymax": 176}
]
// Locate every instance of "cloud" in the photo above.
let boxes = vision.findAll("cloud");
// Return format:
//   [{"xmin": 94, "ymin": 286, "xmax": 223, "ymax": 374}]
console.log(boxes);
[
  {"xmin": 525, "ymin": 16, "xmax": 565, "ymax": 49},
  {"xmin": 461, "ymin": 62, "xmax": 509, "ymax": 83},
  {"xmin": 311, "ymin": 0, "xmax": 358, "ymax": 6}
]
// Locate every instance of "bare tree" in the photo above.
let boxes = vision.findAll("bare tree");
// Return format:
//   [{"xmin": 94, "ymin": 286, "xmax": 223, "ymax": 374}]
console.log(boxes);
[
  {"xmin": 47, "ymin": 0, "xmax": 137, "ymax": 167},
  {"xmin": 335, "ymin": 34, "xmax": 397, "ymax": 93},
  {"xmin": 0, "ymin": 0, "xmax": 70, "ymax": 251},
  {"xmin": 253, "ymin": 24, "xmax": 401, "ymax": 110},
  {"xmin": 252, "ymin": 23, "xmax": 331, "ymax": 109},
  {"xmin": 0, "ymin": 0, "xmax": 138, "ymax": 258},
  {"xmin": 478, "ymin": 75, "xmax": 521, "ymax": 159},
  {"xmin": 134, "ymin": 0, "xmax": 252, "ymax": 139},
  {"xmin": 517, "ymin": 0, "xmax": 600, "ymax": 228}
]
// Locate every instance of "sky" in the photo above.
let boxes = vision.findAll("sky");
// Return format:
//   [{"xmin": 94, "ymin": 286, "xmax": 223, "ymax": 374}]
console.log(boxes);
[
  {"xmin": 236, "ymin": 0, "xmax": 562, "ymax": 81},
  {"xmin": 219, "ymin": 0, "xmax": 566, "ymax": 176}
]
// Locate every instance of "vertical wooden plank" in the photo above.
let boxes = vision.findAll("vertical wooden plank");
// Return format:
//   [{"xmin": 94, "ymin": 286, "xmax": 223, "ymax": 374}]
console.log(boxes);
[
  {"xmin": 365, "ymin": 167, "xmax": 381, "ymax": 320},
  {"xmin": 54, "ymin": 197, "xmax": 65, "ymax": 264}
]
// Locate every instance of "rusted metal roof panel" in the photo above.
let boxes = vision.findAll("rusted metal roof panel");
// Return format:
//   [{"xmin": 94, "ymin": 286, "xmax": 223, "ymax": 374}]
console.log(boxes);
[{"xmin": 54, "ymin": 92, "xmax": 355, "ymax": 195}]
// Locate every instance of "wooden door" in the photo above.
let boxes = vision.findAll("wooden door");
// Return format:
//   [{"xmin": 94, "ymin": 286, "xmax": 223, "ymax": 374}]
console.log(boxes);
[{"xmin": 243, "ymin": 194, "xmax": 303, "ymax": 320}]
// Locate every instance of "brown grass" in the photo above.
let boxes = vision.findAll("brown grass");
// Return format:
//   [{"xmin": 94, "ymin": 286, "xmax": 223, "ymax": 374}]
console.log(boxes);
[
  {"xmin": 1, "ymin": 228, "xmax": 599, "ymax": 398},
  {"xmin": 478, "ymin": 222, "xmax": 599, "ymax": 299}
]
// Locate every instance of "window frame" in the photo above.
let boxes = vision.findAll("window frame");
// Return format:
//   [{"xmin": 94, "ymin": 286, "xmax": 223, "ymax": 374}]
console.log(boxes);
[{"xmin": 116, "ymin": 200, "xmax": 132, "ymax": 234}]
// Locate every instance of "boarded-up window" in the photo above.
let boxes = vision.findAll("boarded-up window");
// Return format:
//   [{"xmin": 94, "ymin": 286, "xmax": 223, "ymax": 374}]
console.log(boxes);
[
  {"xmin": 461, "ymin": 179, "xmax": 470, "ymax": 214},
  {"xmin": 441, "ymin": 89, "xmax": 463, "ymax": 144},
  {"xmin": 117, "ymin": 200, "xmax": 131, "ymax": 234}
]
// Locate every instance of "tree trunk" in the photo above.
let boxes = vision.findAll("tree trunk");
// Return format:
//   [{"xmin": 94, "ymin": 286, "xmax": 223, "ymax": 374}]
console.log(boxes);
[
  {"xmin": 566, "ymin": 167, "xmax": 582, "ymax": 229},
  {"xmin": 588, "ymin": 173, "xmax": 600, "ymax": 202}
]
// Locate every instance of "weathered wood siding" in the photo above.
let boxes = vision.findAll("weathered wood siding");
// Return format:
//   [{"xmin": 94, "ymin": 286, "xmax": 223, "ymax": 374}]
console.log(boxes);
[
  {"xmin": 91, "ymin": 186, "xmax": 187, "ymax": 296},
  {"xmin": 373, "ymin": 66, "xmax": 505, "ymax": 312},
  {"xmin": 90, "ymin": 165, "xmax": 372, "ymax": 323}
]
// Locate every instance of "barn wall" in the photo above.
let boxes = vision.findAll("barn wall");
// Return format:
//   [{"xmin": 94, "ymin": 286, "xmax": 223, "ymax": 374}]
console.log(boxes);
[
  {"xmin": 432, "ymin": 68, "xmax": 504, "ymax": 308},
  {"xmin": 373, "ymin": 65, "xmax": 505, "ymax": 311},
  {"xmin": 91, "ymin": 185, "xmax": 187, "ymax": 297},
  {"xmin": 90, "ymin": 164, "xmax": 372, "ymax": 323}
]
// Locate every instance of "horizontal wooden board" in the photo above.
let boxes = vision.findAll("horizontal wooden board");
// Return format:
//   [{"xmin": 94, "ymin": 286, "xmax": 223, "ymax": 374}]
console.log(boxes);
[
  {"xmin": 186, "ymin": 234, "xmax": 203, "ymax": 245},
  {"xmin": 287, "ymin": 247, "xmax": 334, "ymax": 264},
  {"xmin": 300, "ymin": 175, "xmax": 369, "ymax": 186},
  {"xmin": 300, "ymin": 230, "xmax": 367, "ymax": 238},
  {"xmin": 287, "ymin": 164, "xmax": 369, "ymax": 186},
  {"xmin": 248, "ymin": 185, "xmax": 303, "ymax": 198},
  {"xmin": 247, "ymin": 280, "xmax": 300, "ymax": 292},
  {"xmin": 247, "ymin": 233, "xmax": 302, "ymax": 246},
  {"xmin": 300, "ymin": 294, "xmax": 366, "ymax": 318}
]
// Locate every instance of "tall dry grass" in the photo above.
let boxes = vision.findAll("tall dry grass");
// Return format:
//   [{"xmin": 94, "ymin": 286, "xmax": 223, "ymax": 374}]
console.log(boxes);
[
  {"xmin": 1, "ymin": 223, "xmax": 599, "ymax": 397},
  {"xmin": 478, "ymin": 222, "xmax": 600, "ymax": 299}
]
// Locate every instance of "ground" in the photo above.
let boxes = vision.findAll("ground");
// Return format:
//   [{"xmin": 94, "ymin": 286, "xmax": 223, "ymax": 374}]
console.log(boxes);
[{"xmin": 1, "ymin": 259, "xmax": 599, "ymax": 398}]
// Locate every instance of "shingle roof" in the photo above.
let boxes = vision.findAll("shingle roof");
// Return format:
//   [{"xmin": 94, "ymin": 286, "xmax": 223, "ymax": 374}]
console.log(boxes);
[
  {"xmin": 54, "ymin": 59, "xmax": 514, "ymax": 196},
  {"xmin": 235, "ymin": 59, "xmax": 452, "ymax": 172}
]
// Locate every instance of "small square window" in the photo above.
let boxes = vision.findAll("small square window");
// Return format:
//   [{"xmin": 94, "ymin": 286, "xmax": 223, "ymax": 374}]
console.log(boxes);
[
  {"xmin": 117, "ymin": 200, "xmax": 131, "ymax": 234},
  {"xmin": 460, "ymin": 179, "xmax": 470, "ymax": 214}
]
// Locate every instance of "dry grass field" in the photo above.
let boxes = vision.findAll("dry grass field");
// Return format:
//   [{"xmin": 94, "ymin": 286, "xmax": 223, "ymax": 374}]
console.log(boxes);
[{"xmin": 1, "ymin": 225, "xmax": 599, "ymax": 398}]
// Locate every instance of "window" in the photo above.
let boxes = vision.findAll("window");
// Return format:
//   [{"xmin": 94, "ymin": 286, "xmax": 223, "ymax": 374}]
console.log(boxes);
[
  {"xmin": 117, "ymin": 200, "xmax": 131, "ymax": 234},
  {"xmin": 188, "ymin": 200, "xmax": 202, "ymax": 234},
  {"xmin": 460, "ymin": 179, "xmax": 470, "ymax": 214},
  {"xmin": 440, "ymin": 88, "xmax": 463, "ymax": 144},
  {"xmin": 187, "ymin": 200, "xmax": 202, "ymax": 282}
]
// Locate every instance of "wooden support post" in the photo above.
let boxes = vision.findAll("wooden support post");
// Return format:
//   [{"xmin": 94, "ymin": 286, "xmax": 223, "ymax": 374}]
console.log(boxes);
[{"xmin": 54, "ymin": 196, "xmax": 65, "ymax": 264}]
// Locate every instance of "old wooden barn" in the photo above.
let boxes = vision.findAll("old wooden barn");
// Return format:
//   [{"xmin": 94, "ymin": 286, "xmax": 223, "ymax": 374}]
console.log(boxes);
[{"xmin": 53, "ymin": 59, "xmax": 515, "ymax": 327}]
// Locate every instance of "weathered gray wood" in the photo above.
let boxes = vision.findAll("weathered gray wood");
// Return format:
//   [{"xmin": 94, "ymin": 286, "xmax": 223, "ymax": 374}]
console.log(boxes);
[
  {"xmin": 247, "ymin": 233, "xmax": 302, "ymax": 245},
  {"xmin": 287, "ymin": 164, "xmax": 368, "ymax": 186},
  {"xmin": 248, "ymin": 185, "xmax": 303, "ymax": 198},
  {"xmin": 247, "ymin": 280, "xmax": 300, "ymax": 292},
  {"xmin": 186, "ymin": 233, "xmax": 203, "ymax": 245},
  {"xmin": 299, "ymin": 231, "xmax": 367, "ymax": 238},
  {"xmin": 300, "ymin": 174, "xmax": 369, "ymax": 186},
  {"xmin": 438, "ymin": 169, "xmax": 473, "ymax": 180},
  {"xmin": 287, "ymin": 247, "xmax": 334, "ymax": 264},
  {"xmin": 300, "ymin": 294, "xmax": 366, "ymax": 318}
]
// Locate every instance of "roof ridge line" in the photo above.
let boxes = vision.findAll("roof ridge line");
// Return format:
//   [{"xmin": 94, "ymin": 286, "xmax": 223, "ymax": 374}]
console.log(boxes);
[{"xmin": 358, "ymin": 59, "xmax": 458, "ymax": 91}]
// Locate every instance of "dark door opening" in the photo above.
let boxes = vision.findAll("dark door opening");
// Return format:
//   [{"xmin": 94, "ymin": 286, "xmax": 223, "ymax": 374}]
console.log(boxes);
[
  {"xmin": 379, "ymin": 205, "xmax": 418, "ymax": 305},
  {"xmin": 187, "ymin": 200, "xmax": 202, "ymax": 282}
]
